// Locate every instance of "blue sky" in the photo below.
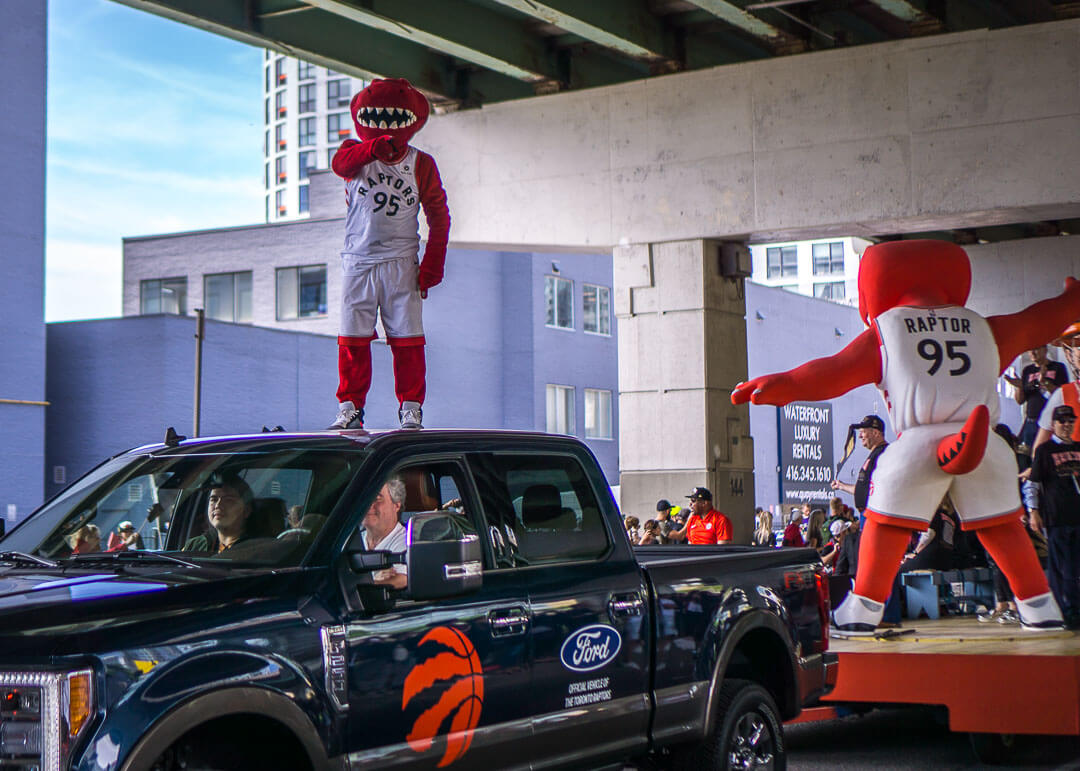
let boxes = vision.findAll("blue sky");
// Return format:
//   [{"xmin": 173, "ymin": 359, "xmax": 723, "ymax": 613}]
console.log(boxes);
[{"xmin": 46, "ymin": 0, "xmax": 264, "ymax": 321}]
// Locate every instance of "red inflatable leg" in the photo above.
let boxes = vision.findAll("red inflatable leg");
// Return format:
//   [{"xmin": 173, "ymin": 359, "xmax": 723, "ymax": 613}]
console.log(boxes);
[
  {"xmin": 389, "ymin": 341, "xmax": 426, "ymax": 406},
  {"xmin": 976, "ymin": 516, "xmax": 1050, "ymax": 601},
  {"xmin": 336, "ymin": 337, "xmax": 373, "ymax": 407},
  {"xmin": 853, "ymin": 518, "xmax": 913, "ymax": 603}
]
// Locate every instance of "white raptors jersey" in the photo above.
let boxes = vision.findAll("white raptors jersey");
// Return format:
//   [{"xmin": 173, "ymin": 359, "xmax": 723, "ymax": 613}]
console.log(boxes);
[
  {"xmin": 876, "ymin": 305, "xmax": 1001, "ymax": 433},
  {"xmin": 341, "ymin": 147, "xmax": 421, "ymax": 267}
]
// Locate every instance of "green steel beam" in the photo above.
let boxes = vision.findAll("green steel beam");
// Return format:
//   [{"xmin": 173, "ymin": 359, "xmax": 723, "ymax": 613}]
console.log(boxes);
[
  {"xmin": 490, "ymin": 0, "xmax": 677, "ymax": 62},
  {"xmin": 303, "ymin": 0, "xmax": 555, "ymax": 83},
  {"xmin": 863, "ymin": 0, "xmax": 929, "ymax": 23},
  {"xmin": 683, "ymin": 0, "xmax": 792, "ymax": 45},
  {"xmin": 109, "ymin": 0, "xmax": 535, "ymax": 104}
]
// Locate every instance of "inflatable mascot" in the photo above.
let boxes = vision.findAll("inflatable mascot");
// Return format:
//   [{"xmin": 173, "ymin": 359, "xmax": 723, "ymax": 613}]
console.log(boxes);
[
  {"xmin": 328, "ymin": 78, "xmax": 450, "ymax": 430},
  {"xmin": 732, "ymin": 239, "xmax": 1080, "ymax": 633}
]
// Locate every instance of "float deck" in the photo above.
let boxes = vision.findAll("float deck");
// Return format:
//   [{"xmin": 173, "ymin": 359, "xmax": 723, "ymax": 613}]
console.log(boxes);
[{"xmin": 811, "ymin": 617, "xmax": 1080, "ymax": 735}]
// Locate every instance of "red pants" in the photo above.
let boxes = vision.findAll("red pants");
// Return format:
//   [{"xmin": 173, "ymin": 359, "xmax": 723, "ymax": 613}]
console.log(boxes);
[{"xmin": 337, "ymin": 336, "xmax": 426, "ymax": 408}]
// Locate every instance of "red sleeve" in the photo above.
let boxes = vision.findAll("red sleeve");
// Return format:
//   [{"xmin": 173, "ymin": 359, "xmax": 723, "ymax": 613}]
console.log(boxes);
[
  {"xmin": 732, "ymin": 327, "xmax": 882, "ymax": 406},
  {"xmin": 715, "ymin": 513, "xmax": 732, "ymax": 542},
  {"xmin": 415, "ymin": 150, "xmax": 450, "ymax": 279},
  {"xmin": 331, "ymin": 139, "xmax": 379, "ymax": 179},
  {"xmin": 987, "ymin": 277, "xmax": 1080, "ymax": 373}
]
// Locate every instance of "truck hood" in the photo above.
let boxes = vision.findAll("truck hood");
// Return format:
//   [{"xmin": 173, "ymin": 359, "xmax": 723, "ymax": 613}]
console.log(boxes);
[{"xmin": 0, "ymin": 566, "xmax": 320, "ymax": 654}]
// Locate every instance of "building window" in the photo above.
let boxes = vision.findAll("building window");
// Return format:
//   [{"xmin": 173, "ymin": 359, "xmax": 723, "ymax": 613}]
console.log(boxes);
[
  {"xmin": 276, "ymin": 264, "xmax": 326, "ymax": 320},
  {"xmin": 264, "ymin": 162, "xmax": 270, "ymax": 190},
  {"xmin": 766, "ymin": 245, "xmax": 798, "ymax": 279},
  {"xmin": 583, "ymin": 284, "xmax": 610, "ymax": 335},
  {"xmin": 263, "ymin": 129, "xmax": 270, "ymax": 157},
  {"xmin": 204, "ymin": 272, "xmax": 252, "ymax": 323},
  {"xmin": 814, "ymin": 281, "xmax": 846, "ymax": 301},
  {"xmin": 274, "ymin": 56, "xmax": 286, "ymax": 84},
  {"xmin": 327, "ymin": 79, "xmax": 351, "ymax": 108},
  {"xmin": 264, "ymin": 97, "xmax": 269, "ymax": 124},
  {"xmin": 298, "ymin": 60, "xmax": 315, "ymax": 80},
  {"xmin": 327, "ymin": 113, "xmax": 350, "ymax": 143},
  {"xmin": 275, "ymin": 156, "xmax": 287, "ymax": 184},
  {"xmin": 545, "ymin": 276, "xmax": 573, "ymax": 330},
  {"xmin": 275, "ymin": 89, "xmax": 286, "ymax": 118},
  {"xmin": 546, "ymin": 385, "xmax": 575, "ymax": 435},
  {"xmin": 584, "ymin": 389, "xmax": 612, "ymax": 439},
  {"xmin": 299, "ymin": 117, "xmax": 316, "ymax": 147},
  {"xmin": 265, "ymin": 195, "xmax": 270, "ymax": 222},
  {"xmin": 140, "ymin": 277, "xmax": 187, "ymax": 315},
  {"xmin": 264, "ymin": 65, "xmax": 270, "ymax": 93},
  {"xmin": 298, "ymin": 83, "xmax": 316, "ymax": 114},
  {"xmin": 276, "ymin": 189, "xmax": 286, "ymax": 216},
  {"xmin": 299, "ymin": 150, "xmax": 315, "ymax": 181},
  {"xmin": 275, "ymin": 123, "xmax": 286, "ymax": 151},
  {"xmin": 299, "ymin": 184, "xmax": 309, "ymax": 214},
  {"xmin": 812, "ymin": 241, "xmax": 845, "ymax": 276}
]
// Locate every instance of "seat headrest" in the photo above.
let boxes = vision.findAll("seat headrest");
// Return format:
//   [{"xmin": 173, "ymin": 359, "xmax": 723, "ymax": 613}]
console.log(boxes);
[{"xmin": 521, "ymin": 484, "xmax": 562, "ymax": 527}]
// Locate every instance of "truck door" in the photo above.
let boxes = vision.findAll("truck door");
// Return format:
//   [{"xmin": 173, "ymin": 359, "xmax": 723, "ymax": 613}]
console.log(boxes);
[
  {"xmin": 337, "ymin": 458, "xmax": 533, "ymax": 770},
  {"xmin": 468, "ymin": 452, "xmax": 651, "ymax": 767}
]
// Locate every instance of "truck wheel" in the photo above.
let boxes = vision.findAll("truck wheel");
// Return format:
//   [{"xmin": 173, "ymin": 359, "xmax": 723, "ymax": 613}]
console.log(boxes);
[
  {"xmin": 673, "ymin": 678, "xmax": 785, "ymax": 770},
  {"xmin": 968, "ymin": 732, "xmax": 1018, "ymax": 765}
]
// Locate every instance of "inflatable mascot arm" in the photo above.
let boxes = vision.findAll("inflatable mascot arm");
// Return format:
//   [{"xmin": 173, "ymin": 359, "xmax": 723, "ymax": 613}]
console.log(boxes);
[{"xmin": 331, "ymin": 78, "xmax": 450, "ymax": 298}]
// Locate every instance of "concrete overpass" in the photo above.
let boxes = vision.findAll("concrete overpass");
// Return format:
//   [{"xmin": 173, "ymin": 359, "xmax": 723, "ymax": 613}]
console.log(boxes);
[{"xmin": 5, "ymin": 1, "xmax": 1079, "ymax": 537}]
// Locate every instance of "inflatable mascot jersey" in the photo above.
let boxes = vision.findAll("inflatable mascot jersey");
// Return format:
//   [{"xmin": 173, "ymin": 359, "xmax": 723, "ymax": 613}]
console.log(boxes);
[
  {"xmin": 732, "ymin": 240, "xmax": 1080, "ymax": 633},
  {"xmin": 329, "ymin": 78, "xmax": 450, "ymax": 430}
]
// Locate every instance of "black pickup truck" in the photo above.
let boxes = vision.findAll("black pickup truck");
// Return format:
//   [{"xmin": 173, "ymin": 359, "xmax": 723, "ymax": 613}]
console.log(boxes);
[{"xmin": 0, "ymin": 430, "xmax": 834, "ymax": 770}]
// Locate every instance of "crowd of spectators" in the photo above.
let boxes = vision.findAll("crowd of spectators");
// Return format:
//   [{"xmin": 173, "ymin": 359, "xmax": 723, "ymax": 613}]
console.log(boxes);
[{"xmin": 625, "ymin": 488, "xmax": 732, "ymax": 546}]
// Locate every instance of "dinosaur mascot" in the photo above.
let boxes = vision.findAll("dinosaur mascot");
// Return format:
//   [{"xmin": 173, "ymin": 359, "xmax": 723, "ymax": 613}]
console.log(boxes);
[
  {"xmin": 328, "ymin": 78, "xmax": 450, "ymax": 430},
  {"xmin": 732, "ymin": 239, "xmax": 1080, "ymax": 633}
]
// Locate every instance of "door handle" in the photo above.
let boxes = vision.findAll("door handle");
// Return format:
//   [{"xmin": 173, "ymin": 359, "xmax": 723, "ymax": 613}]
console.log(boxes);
[
  {"xmin": 488, "ymin": 606, "xmax": 529, "ymax": 638},
  {"xmin": 608, "ymin": 593, "xmax": 644, "ymax": 618}
]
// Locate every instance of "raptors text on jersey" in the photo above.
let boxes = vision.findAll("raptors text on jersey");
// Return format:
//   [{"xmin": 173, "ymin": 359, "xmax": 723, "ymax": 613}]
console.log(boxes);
[{"xmin": 875, "ymin": 305, "xmax": 1001, "ymax": 433}]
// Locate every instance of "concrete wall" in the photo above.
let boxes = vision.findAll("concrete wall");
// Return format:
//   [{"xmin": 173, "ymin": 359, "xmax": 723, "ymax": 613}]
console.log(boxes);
[
  {"xmin": 0, "ymin": 0, "xmax": 47, "ymax": 524},
  {"xmin": 420, "ymin": 21, "xmax": 1080, "ymax": 247}
]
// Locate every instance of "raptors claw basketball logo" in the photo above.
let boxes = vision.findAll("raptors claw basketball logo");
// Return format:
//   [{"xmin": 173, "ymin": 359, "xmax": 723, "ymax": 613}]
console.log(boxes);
[{"xmin": 402, "ymin": 626, "xmax": 484, "ymax": 767}]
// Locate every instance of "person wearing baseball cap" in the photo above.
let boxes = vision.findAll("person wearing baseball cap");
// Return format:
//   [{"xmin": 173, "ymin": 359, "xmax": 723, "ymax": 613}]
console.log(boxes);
[
  {"xmin": 1031, "ymin": 322, "xmax": 1080, "ymax": 458},
  {"xmin": 1029, "ymin": 402, "xmax": 1080, "ymax": 627},
  {"xmin": 831, "ymin": 414, "xmax": 889, "ymax": 517},
  {"xmin": 667, "ymin": 487, "xmax": 732, "ymax": 545}
]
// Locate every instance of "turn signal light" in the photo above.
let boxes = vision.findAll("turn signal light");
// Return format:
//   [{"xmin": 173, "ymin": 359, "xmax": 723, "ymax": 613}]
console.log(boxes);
[{"xmin": 65, "ymin": 671, "xmax": 92, "ymax": 739}]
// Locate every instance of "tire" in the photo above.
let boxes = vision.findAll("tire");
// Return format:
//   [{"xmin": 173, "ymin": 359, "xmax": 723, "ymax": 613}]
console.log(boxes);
[
  {"xmin": 968, "ymin": 732, "xmax": 1019, "ymax": 765},
  {"xmin": 672, "ymin": 678, "xmax": 786, "ymax": 770}
]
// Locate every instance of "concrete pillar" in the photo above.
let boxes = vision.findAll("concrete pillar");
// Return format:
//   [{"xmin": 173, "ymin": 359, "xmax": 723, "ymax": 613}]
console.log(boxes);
[{"xmin": 615, "ymin": 239, "xmax": 755, "ymax": 542}]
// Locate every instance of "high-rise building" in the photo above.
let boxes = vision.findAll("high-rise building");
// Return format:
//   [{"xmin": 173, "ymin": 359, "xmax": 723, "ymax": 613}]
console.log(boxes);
[
  {"xmin": 749, "ymin": 237, "xmax": 871, "ymax": 306},
  {"xmin": 262, "ymin": 51, "xmax": 367, "ymax": 223}
]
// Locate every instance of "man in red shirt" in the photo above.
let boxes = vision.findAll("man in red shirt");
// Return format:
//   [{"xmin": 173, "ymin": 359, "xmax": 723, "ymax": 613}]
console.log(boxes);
[{"xmin": 669, "ymin": 487, "xmax": 733, "ymax": 545}]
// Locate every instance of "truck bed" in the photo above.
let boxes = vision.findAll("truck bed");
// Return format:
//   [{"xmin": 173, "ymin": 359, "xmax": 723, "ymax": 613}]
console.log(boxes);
[{"xmin": 822, "ymin": 617, "xmax": 1080, "ymax": 735}]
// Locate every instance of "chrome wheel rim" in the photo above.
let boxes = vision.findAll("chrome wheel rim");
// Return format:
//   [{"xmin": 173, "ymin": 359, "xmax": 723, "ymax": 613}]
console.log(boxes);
[{"xmin": 727, "ymin": 710, "xmax": 775, "ymax": 770}]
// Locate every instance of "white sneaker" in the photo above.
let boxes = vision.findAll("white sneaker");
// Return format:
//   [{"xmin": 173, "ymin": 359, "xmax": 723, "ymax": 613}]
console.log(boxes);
[
  {"xmin": 328, "ymin": 401, "xmax": 364, "ymax": 430},
  {"xmin": 399, "ymin": 401, "xmax": 423, "ymax": 429},
  {"xmin": 831, "ymin": 592, "xmax": 885, "ymax": 636},
  {"xmin": 1017, "ymin": 591, "xmax": 1066, "ymax": 631}
]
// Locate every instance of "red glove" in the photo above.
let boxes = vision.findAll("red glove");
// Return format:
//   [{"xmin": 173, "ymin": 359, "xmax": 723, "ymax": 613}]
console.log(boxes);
[
  {"xmin": 418, "ymin": 265, "xmax": 442, "ymax": 299},
  {"xmin": 373, "ymin": 135, "xmax": 398, "ymax": 163}
]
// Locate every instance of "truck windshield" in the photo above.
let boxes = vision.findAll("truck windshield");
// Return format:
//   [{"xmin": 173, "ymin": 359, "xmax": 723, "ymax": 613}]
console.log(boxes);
[{"xmin": 0, "ymin": 443, "xmax": 367, "ymax": 569}]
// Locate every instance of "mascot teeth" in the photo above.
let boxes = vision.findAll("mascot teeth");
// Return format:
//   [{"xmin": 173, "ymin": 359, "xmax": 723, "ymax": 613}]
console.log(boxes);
[{"xmin": 356, "ymin": 106, "xmax": 418, "ymax": 130}]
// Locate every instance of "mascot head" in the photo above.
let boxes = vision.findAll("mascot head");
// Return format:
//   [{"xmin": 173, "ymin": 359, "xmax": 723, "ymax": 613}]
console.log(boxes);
[
  {"xmin": 350, "ymin": 78, "xmax": 430, "ymax": 144},
  {"xmin": 857, "ymin": 239, "xmax": 972, "ymax": 325}
]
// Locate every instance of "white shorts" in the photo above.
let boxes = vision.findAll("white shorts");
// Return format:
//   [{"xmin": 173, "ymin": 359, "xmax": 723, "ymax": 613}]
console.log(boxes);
[
  {"xmin": 866, "ymin": 423, "xmax": 1022, "ymax": 530},
  {"xmin": 340, "ymin": 255, "xmax": 424, "ymax": 342}
]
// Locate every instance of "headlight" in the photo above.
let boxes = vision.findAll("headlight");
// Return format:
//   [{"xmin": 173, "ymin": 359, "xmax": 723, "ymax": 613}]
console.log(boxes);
[{"xmin": 0, "ymin": 670, "xmax": 95, "ymax": 770}]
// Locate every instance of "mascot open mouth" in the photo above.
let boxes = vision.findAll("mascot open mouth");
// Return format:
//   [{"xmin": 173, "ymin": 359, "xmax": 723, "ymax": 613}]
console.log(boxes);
[{"xmin": 356, "ymin": 106, "xmax": 419, "ymax": 131}]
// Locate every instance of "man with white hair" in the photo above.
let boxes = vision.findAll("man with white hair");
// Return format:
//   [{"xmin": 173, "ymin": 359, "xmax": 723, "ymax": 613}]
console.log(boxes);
[{"xmin": 362, "ymin": 476, "xmax": 408, "ymax": 589}]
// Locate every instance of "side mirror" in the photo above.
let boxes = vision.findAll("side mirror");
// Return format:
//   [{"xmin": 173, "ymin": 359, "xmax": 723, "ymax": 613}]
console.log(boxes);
[{"xmin": 406, "ymin": 512, "xmax": 482, "ymax": 600}]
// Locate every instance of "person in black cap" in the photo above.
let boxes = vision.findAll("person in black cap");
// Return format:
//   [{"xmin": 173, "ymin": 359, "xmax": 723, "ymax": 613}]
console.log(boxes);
[
  {"xmin": 655, "ymin": 499, "xmax": 676, "ymax": 542},
  {"xmin": 1028, "ymin": 403, "xmax": 1080, "ymax": 627},
  {"xmin": 668, "ymin": 487, "xmax": 732, "ymax": 545},
  {"xmin": 831, "ymin": 415, "xmax": 888, "ymax": 518}
]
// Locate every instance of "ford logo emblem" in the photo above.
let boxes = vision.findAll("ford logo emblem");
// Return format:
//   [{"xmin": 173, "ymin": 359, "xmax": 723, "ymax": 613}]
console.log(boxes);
[{"xmin": 559, "ymin": 624, "xmax": 622, "ymax": 672}]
